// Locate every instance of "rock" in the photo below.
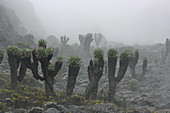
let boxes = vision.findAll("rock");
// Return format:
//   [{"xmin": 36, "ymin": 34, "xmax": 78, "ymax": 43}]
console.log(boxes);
[
  {"xmin": 167, "ymin": 102, "xmax": 170, "ymax": 109},
  {"xmin": 4, "ymin": 98, "xmax": 12, "ymax": 107},
  {"xmin": 0, "ymin": 4, "xmax": 19, "ymax": 48},
  {"xmin": 129, "ymin": 98, "xmax": 138, "ymax": 105},
  {"xmin": 43, "ymin": 108, "xmax": 60, "ymax": 113},
  {"xmin": 6, "ymin": 108, "xmax": 27, "ymax": 113},
  {"xmin": 44, "ymin": 102, "xmax": 57, "ymax": 111},
  {"xmin": 29, "ymin": 107, "xmax": 43, "ymax": 113},
  {"xmin": 141, "ymin": 93, "xmax": 148, "ymax": 97},
  {"xmin": 68, "ymin": 105, "xmax": 88, "ymax": 113},
  {"xmin": 69, "ymin": 103, "xmax": 122, "ymax": 113},
  {"xmin": 44, "ymin": 103, "xmax": 68, "ymax": 113},
  {"xmin": 55, "ymin": 105, "xmax": 69, "ymax": 113},
  {"xmin": 143, "ymin": 99, "xmax": 155, "ymax": 107}
]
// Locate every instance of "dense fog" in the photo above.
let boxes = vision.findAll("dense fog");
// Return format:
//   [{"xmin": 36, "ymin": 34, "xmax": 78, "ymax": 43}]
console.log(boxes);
[
  {"xmin": 1, "ymin": 1, "xmax": 170, "ymax": 112},
  {"xmin": 30, "ymin": 0, "xmax": 170, "ymax": 44}
]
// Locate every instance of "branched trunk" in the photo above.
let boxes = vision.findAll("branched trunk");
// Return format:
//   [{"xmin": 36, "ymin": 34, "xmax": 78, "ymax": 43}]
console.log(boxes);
[
  {"xmin": 116, "ymin": 59, "xmax": 129, "ymax": 83},
  {"xmin": 104, "ymin": 61, "xmax": 107, "ymax": 75},
  {"xmin": 39, "ymin": 55, "xmax": 54, "ymax": 98},
  {"xmin": 0, "ymin": 56, "xmax": 3, "ymax": 64},
  {"xmin": 23, "ymin": 54, "xmax": 44, "ymax": 81},
  {"xmin": 85, "ymin": 78, "xmax": 98, "ymax": 99},
  {"xmin": 18, "ymin": 61, "xmax": 27, "ymax": 82},
  {"xmin": 129, "ymin": 51, "xmax": 139, "ymax": 79},
  {"xmin": 79, "ymin": 35, "xmax": 85, "ymax": 46},
  {"xmin": 94, "ymin": 33, "xmax": 102, "ymax": 48},
  {"xmin": 129, "ymin": 67, "xmax": 136, "ymax": 79},
  {"xmin": 108, "ymin": 57, "xmax": 117, "ymax": 100},
  {"xmin": 66, "ymin": 66, "xmax": 80, "ymax": 96},
  {"xmin": 85, "ymin": 58, "xmax": 104, "ymax": 100},
  {"xmin": 82, "ymin": 34, "xmax": 93, "ymax": 57},
  {"xmin": 8, "ymin": 56, "xmax": 18, "ymax": 89},
  {"xmin": 140, "ymin": 59, "xmax": 147, "ymax": 81},
  {"xmin": 47, "ymin": 62, "xmax": 63, "ymax": 97}
]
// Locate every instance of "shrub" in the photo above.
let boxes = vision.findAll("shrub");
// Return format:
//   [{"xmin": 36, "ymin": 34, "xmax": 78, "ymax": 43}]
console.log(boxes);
[
  {"xmin": 84, "ymin": 99, "xmax": 106, "ymax": 106},
  {"xmin": 107, "ymin": 49, "xmax": 118, "ymax": 57},
  {"xmin": 66, "ymin": 95, "xmax": 85, "ymax": 106},
  {"xmin": 129, "ymin": 79, "xmax": 138, "ymax": 87},
  {"xmin": 94, "ymin": 48, "xmax": 104, "ymax": 58},
  {"xmin": 68, "ymin": 56, "xmax": 81, "ymax": 68}
]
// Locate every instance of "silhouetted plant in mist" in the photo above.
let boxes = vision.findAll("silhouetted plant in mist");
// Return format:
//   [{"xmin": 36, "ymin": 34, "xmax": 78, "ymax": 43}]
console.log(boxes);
[
  {"xmin": 79, "ymin": 33, "xmax": 93, "ymax": 57},
  {"xmin": 47, "ymin": 35, "xmax": 59, "ymax": 48},
  {"xmin": 139, "ymin": 57, "xmax": 147, "ymax": 81},
  {"xmin": 128, "ymin": 49, "xmax": 147, "ymax": 81},
  {"xmin": 79, "ymin": 34, "xmax": 85, "ymax": 47},
  {"xmin": 0, "ymin": 50, "xmax": 4, "ymax": 64},
  {"xmin": 129, "ymin": 78, "xmax": 138, "ymax": 91},
  {"xmin": 59, "ymin": 35, "xmax": 69, "ymax": 55},
  {"xmin": 162, "ymin": 38, "xmax": 170, "ymax": 64},
  {"xmin": 129, "ymin": 49, "xmax": 139, "ymax": 79},
  {"xmin": 23, "ymin": 34, "xmax": 36, "ymax": 47},
  {"xmin": 94, "ymin": 33, "xmax": 103, "ymax": 48},
  {"xmin": 85, "ymin": 48, "xmax": 104, "ymax": 100},
  {"xmin": 107, "ymin": 49, "xmax": 130, "ymax": 101},
  {"xmin": 66, "ymin": 56, "xmax": 81, "ymax": 96}
]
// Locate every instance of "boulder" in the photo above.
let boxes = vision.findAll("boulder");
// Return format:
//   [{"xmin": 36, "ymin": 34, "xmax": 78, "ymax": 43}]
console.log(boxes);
[
  {"xmin": 6, "ymin": 108, "xmax": 27, "ymax": 113},
  {"xmin": 29, "ymin": 107, "xmax": 43, "ymax": 113},
  {"xmin": 43, "ymin": 108, "xmax": 60, "ymax": 113}
]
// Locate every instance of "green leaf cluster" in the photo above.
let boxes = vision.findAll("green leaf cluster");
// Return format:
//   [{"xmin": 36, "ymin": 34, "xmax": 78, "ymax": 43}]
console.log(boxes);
[
  {"xmin": 6, "ymin": 46, "xmax": 22, "ymax": 57},
  {"xmin": 46, "ymin": 47, "xmax": 54, "ymax": 55},
  {"xmin": 21, "ymin": 49, "xmax": 32, "ymax": 58},
  {"xmin": 129, "ymin": 79, "xmax": 138, "ymax": 87},
  {"xmin": 36, "ymin": 47, "xmax": 54, "ymax": 58},
  {"xmin": 144, "ymin": 56, "xmax": 147, "ymax": 60},
  {"xmin": 36, "ymin": 47, "xmax": 47, "ymax": 58},
  {"xmin": 38, "ymin": 39, "xmax": 47, "ymax": 47},
  {"xmin": 56, "ymin": 56, "xmax": 63, "ymax": 63},
  {"xmin": 120, "ymin": 50, "xmax": 130, "ymax": 61},
  {"xmin": 94, "ymin": 48, "xmax": 104, "ymax": 58},
  {"xmin": 48, "ymin": 64, "xmax": 55, "ymax": 71},
  {"xmin": 107, "ymin": 49, "xmax": 118, "ymax": 57},
  {"xmin": 129, "ymin": 52, "xmax": 134, "ymax": 58},
  {"xmin": 68, "ymin": 56, "xmax": 81, "ymax": 68}
]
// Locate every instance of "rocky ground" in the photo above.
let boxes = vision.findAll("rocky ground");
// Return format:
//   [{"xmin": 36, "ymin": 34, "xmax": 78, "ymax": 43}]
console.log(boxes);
[
  {"xmin": 53, "ymin": 60, "xmax": 170, "ymax": 112},
  {"xmin": 1, "ymin": 46, "xmax": 170, "ymax": 112}
]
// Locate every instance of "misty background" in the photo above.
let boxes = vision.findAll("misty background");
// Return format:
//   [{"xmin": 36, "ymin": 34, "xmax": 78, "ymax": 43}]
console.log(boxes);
[{"xmin": 29, "ymin": 0, "xmax": 170, "ymax": 44}]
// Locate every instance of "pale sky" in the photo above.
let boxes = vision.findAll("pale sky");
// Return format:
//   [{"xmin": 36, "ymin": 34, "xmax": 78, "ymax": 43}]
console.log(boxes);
[{"xmin": 30, "ymin": 0, "xmax": 170, "ymax": 44}]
